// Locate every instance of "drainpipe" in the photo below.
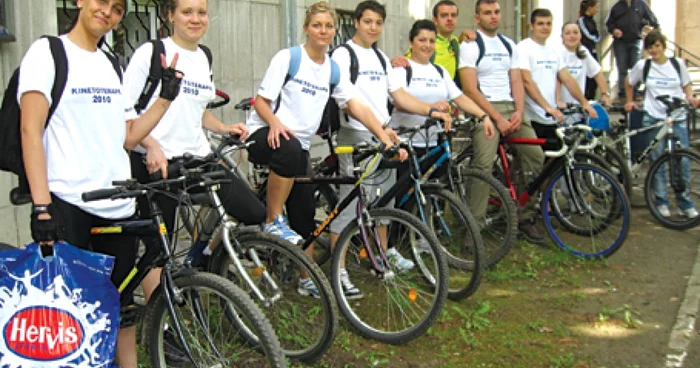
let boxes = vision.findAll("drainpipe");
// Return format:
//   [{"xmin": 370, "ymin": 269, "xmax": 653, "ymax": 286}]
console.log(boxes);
[{"xmin": 283, "ymin": 0, "xmax": 297, "ymax": 47}]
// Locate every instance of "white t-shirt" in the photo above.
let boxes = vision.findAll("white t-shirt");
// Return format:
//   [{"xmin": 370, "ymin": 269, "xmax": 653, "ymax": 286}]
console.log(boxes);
[
  {"xmin": 17, "ymin": 36, "xmax": 136, "ymax": 219},
  {"xmin": 123, "ymin": 37, "xmax": 214, "ymax": 158},
  {"xmin": 517, "ymin": 38, "xmax": 566, "ymax": 124},
  {"xmin": 556, "ymin": 45, "xmax": 601, "ymax": 104},
  {"xmin": 247, "ymin": 45, "xmax": 356, "ymax": 150},
  {"xmin": 628, "ymin": 57, "xmax": 691, "ymax": 119},
  {"xmin": 458, "ymin": 30, "xmax": 519, "ymax": 102},
  {"xmin": 389, "ymin": 60, "xmax": 462, "ymax": 147},
  {"xmin": 331, "ymin": 40, "xmax": 401, "ymax": 131}
]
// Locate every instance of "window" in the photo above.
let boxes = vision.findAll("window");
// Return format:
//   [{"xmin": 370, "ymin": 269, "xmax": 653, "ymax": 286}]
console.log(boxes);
[{"xmin": 333, "ymin": 10, "xmax": 355, "ymax": 49}]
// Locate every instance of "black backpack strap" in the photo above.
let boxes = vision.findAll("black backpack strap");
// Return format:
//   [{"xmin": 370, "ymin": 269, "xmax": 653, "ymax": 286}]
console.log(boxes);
[
  {"xmin": 372, "ymin": 44, "xmax": 387, "ymax": 75},
  {"xmin": 43, "ymin": 36, "xmax": 68, "ymax": 125},
  {"xmin": 135, "ymin": 40, "xmax": 165, "ymax": 114},
  {"xmin": 475, "ymin": 33, "xmax": 486, "ymax": 66},
  {"xmin": 103, "ymin": 50, "xmax": 123, "ymax": 83},
  {"xmin": 332, "ymin": 44, "xmax": 359, "ymax": 84},
  {"xmin": 199, "ymin": 44, "xmax": 213, "ymax": 81},
  {"xmin": 642, "ymin": 59, "xmax": 652, "ymax": 84},
  {"xmin": 670, "ymin": 57, "xmax": 682, "ymax": 82},
  {"xmin": 405, "ymin": 65, "xmax": 413, "ymax": 87},
  {"xmin": 433, "ymin": 63, "xmax": 444, "ymax": 79},
  {"xmin": 497, "ymin": 33, "xmax": 513, "ymax": 58}
]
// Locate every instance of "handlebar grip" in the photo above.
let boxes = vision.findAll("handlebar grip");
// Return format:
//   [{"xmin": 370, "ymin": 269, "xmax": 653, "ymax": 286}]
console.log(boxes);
[
  {"xmin": 335, "ymin": 146, "xmax": 355, "ymax": 155},
  {"xmin": 82, "ymin": 188, "xmax": 122, "ymax": 202},
  {"xmin": 202, "ymin": 170, "xmax": 229, "ymax": 180},
  {"xmin": 149, "ymin": 161, "xmax": 184, "ymax": 182}
]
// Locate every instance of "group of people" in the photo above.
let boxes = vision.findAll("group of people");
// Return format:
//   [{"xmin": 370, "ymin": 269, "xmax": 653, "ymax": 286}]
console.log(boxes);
[{"xmin": 12, "ymin": 0, "xmax": 699, "ymax": 366}]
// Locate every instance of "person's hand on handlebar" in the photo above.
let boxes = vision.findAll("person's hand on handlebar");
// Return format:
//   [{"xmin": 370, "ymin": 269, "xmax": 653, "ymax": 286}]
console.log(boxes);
[
  {"xmin": 146, "ymin": 144, "xmax": 169, "ymax": 179},
  {"xmin": 221, "ymin": 123, "xmax": 249, "ymax": 140},
  {"xmin": 600, "ymin": 94, "xmax": 612, "ymax": 107},
  {"xmin": 687, "ymin": 95, "xmax": 700, "ymax": 109},
  {"xmin": 545, "ymin": 106, "xmax": 564, "ymax": 122},
  {"xmin": 582, "ymin": 103, "xmax": 598, "ymax": 119},
  {"xmin": 624, "ymin": 101, "xmax": 639, "ymax": 112},
  {"xmin": 384, "ymin": 127, "xmax": 400, "ymax": 145}
]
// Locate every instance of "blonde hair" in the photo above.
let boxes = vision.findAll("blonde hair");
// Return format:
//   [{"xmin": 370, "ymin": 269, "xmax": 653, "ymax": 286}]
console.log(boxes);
[{"xmin": 304, "ymin": 1, "xmax": 336, "ymax": 27}]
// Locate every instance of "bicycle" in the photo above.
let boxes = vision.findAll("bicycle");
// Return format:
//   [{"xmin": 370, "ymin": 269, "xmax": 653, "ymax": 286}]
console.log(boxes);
[
  {"xmin": 81, "ymin": 168, "xmax": 286, "ymax": 367},
  {"xmin": 602, "ymin": 95, "xmax": 700, "ymax": 229},
  {"xmin": 293, "ymin": 142, "xmax": 449, "ymax": 344},
  {"xmin": 166, "ymin": 135, "xmax": 338, "ymax": 364}
]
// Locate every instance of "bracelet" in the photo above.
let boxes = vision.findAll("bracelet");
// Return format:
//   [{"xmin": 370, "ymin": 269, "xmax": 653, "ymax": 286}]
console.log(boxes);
[
  {"xmin": 32, "ymin": 204, "xmax": 50, "ymax": 215},
  {"xmin": 479, "ymin": 114, "xmax": 489, "ymax": 121},
  {"xmin": 428, "ymin": 107, "xmax": 438, "ymax": 118}
]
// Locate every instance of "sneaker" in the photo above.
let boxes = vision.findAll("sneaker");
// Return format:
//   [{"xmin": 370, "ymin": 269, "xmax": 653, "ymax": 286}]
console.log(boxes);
[
  {"xmin": 339, "ymin": 269, "xmax": 363, "ymax": 300},
  {"xmin": 387, "ymin": 248, "xmax": 415, "ymax": 272},
  {"xmin": 297, "ymin": 278, "xmax": 320, "ymax": 298},
  {"xmin": 657, "ymin": 205, "xmax": 671, "ymax": 218},
  {"xmin": 518, "ymin": 218, "xmax": 546, "ymax": 244},
  {"xmin": 678, "ymin": 207, "xmax": 699, "ymax": 219},
  {"xmin": 264, "ymin": 215, "xmax": 303, "ymax": 245}
]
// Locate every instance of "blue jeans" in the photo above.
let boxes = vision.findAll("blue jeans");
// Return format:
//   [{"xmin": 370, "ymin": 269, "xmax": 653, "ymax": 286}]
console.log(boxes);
[
  {"xmin": 642, "ymin": 113, "xmax": 695, "ymax": 210},
  {"xmin": 613, "ymin": 40, "xmax": 641, "ymax": 98}
]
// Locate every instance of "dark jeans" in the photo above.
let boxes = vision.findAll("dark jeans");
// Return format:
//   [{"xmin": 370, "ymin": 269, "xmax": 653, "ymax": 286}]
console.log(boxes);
[
  {"xmin": 613, "ymin": 39, "xmax": 641, "ymax": 98},
  {"xmin": 585, "ymin": 50, "xmax": 599, "ymax": 100}
]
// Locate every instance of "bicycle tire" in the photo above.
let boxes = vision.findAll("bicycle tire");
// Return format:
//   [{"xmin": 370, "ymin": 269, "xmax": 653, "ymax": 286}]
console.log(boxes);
[
  {"xmin": 209, "ymin": 231, "xmax": 338, "ymax": 364},
  {"xmin": 455, "ymin": 167, "xmax": 518, "ymax": 268},
  {"xmin": 143, "ymin": 272, "xmax": 286, "ymax": 368},
  {"xmin": 405, "ymin": 186, "xmax": 485, "ymax": 301},
  {"xmin": 542, "ymin": 163, "xmax": 630, "ymax": 258},
  {"xmin": 330, "ymin": 207, "xmax": 449, "ymax": 344},
  {"xmin": 644, "ymin": 148, "xmax": 700, "ymax": 230}
]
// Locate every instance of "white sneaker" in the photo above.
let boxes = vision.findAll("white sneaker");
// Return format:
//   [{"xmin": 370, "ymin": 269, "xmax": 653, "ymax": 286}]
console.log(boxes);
[
  {"xmin": 657, "ymin": 205, "xmax": 671, "ymax": 218},
  {"xmin": 387, "ymin": 248, "xmax": 415, "ymax": 272},
  {"xmin": 679, "ymin": 207, "xmax": 699, "ymax": 219},
  {"xmin": 339, "ymin": 269, "xmax": 363, "ymax": 300}
]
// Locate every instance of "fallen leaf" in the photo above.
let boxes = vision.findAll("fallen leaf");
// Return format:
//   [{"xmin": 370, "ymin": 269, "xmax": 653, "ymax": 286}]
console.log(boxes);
[{"xmin": 540, "ymin": 327, "xmax": 554, "ymax": 333}]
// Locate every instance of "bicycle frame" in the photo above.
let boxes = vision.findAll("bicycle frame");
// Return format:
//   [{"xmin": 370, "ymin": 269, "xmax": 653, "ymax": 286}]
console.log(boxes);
[{"xmin": 90, "ymin": 192, "xmax": 200, "ymax": 364}]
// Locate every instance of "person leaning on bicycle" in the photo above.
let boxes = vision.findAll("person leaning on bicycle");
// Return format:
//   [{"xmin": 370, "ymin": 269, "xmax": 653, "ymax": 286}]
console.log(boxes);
[
  {"xmin": 624, "ymin": 30, "xmax": 700, "ymax": 219},
  {"xmin": 458, "ymin": 0, "xmax": 545, "ymax": 244}
]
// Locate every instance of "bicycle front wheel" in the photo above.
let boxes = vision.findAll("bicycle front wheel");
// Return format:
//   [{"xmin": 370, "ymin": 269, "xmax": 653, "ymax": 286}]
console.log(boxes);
[
  {"xmin": 542, "ymin": 163, "xmax": 630, "ymax": 258},
  {"xmin": 406, "ymin": 186, "xmax": 485, "ymax": 301},
  {"xmin": 644, "ymin": 148, "xmax": 700, "ymax": 230},
  {"xmin": 331, "ymin": 207, "xmax": 448, "ymax": 344},
  {"xmin": 143, "ymin": 272, "xmax": 286, "ymax": 368},
  {"xmin": 210, "ymin": 231, "xmax": 338, "ymax": 364}
]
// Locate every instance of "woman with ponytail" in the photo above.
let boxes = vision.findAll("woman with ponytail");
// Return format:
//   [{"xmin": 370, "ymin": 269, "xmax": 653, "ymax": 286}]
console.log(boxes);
[{"xmin": 578, "ymin": 0, "xmax": 602, "ymax": 99}]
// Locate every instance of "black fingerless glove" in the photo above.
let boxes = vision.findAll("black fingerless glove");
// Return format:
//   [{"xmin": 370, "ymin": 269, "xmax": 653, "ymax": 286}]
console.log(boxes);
[
  {"xmin": 30, "ymin": 203, "xmax": 65, "ymax": 243},
  {"xmin": 381, "ymin": 144, "xmax": 399, "ymax": 159},
  {"xmin": 159, "ymin": 67, "xmax": 184, "ymax": 101}
]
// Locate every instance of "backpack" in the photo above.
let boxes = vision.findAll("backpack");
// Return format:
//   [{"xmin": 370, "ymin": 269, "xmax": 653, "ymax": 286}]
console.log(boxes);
[
  {"xmin": 474, "ymin": 32, "xmax": 513, "ymax": 66},
  {"xmin": 0, "ymin": 36, "xmax": 121, "ymax": 205},
  {"xmin": 273, "ymin": 45, "xmax": 340, "ymax": 137},
  {"xmin": 134, "ymin": 39, "xmax": 213, "ymax": 114},
  {"xmin": 404, "ymin": 63, "xmax": 445, "ymax": 87},
  {"xmin": 320, "ymin": 43, "xmax": 387, "ymax": 136},
  {"xmin": 642, "ymin": 57, "xmax": 682, "ymax": 91}
]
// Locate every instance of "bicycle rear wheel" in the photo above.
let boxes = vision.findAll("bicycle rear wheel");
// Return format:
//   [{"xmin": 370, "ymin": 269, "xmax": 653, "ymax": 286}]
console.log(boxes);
[
  {"xmin": 542, "ymin": 163, "xmax": 630, "ymax": 258},
  {"xmin": 644, "ymin": 148, "xmax": 700, "ymax": 230},
  {"xmin": 406, "ymin": 186, "xmax": 485, "ymax": 301},
  {"xmin": 209, "ymin": 231, "xmax": 338, "ymax": 364},
  {"xmin": 143, "ymin": 272, "xmax": 286, "ymax": 368},
  {"xmin": 456, "ymin": 167, "xmax": 518, "ymax": 268},
  {"xmin": 330, "ymin": 208, "xmax": 448, "ymax": 344}
]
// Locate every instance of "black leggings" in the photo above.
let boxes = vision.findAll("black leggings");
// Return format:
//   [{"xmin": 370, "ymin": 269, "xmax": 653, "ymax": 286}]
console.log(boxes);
[
  {"xmin": 247, "ymin": 128, "xmax": 315, "ymax": 238},
  {"xmin": 130, "ymin": 151, "xmax": 266, "ymax": 237},
  {"xmin": 51, "ymin": 194, "xmax": 138, "ymax": 300}
]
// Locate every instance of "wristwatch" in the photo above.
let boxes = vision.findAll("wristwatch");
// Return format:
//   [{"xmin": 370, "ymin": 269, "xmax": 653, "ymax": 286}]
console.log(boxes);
[
  {"xmin": 479, "ymin": 114, "xmax": 489, "ymax": 121},
  {"xmin": 32, "ymin": 204, "xmax": 50, "ymax": 215}
]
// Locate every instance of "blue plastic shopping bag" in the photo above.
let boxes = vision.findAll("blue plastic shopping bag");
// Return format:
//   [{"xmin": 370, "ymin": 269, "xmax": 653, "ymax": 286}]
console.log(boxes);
[{"xmin": 0, "ymin": 242, "xmax": 119, "ymax": 367}]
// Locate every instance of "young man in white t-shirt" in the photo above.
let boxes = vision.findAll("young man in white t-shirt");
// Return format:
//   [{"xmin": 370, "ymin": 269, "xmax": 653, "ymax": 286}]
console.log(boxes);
[
  {"xmin": 624, "ymin": 30, "xmax": 699, "ymax": 218},
  {"xmin": 459, "ymin": 0, "xmax": 545, "ymax": 243},
  {"xmin": 517, "ymin": 9, "xmax": 597, "ymax": 146}
]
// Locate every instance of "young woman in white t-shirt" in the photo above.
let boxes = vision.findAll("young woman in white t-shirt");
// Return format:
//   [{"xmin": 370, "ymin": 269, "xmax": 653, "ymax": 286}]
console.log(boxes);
[
  {"xmin": 124, "ymin": 0, "xmax": 265, "ymax": 310},
  {"xmin": 19, "ymin": 0, "xmax": 182, "ymax": 366},
  {"xmin": 391, "ymin": 19, "xmax": 493, "ymax": 168},
  {"xmin": 245, "ymin": 1, "xmax": 402, "ymax": 295},
  {"xmin": 624, "ymin": 30, "xmax": 700, "ymax": 218},
  {"xmin": 555, "ymin": 21, "xmax": 611, "ymax": 108}
]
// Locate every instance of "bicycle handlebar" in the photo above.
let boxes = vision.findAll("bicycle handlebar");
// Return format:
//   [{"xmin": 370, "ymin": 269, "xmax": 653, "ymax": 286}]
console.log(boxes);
[
  {"xmin": 545, "ymin": 125, "xmax": 601, "ymax": 158},
  {"xmin": 234, "ymin": 97, "xmax": 255, "ymax": 111},
  {"xmin": 206, "ymin": 89, "xmax": 231, "ymax": 109}
]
